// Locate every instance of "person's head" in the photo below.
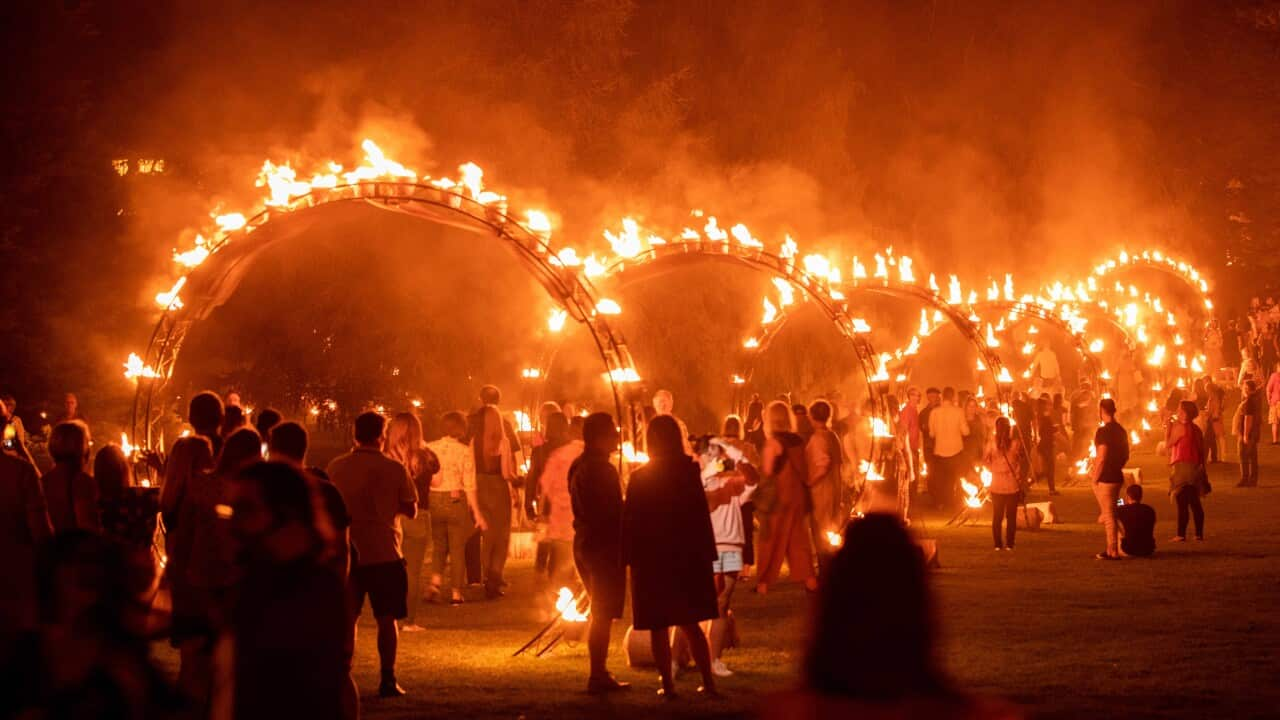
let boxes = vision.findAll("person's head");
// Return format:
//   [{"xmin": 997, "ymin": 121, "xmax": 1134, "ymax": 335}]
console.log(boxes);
[
  {"xmin": 722, "ymin": 414, "xmax": 744, "ymax": 439},
  {"xmin": 226, "ymin": 391, "xmax": 242, "ymax": 407},
  {"xmin": 925, "ymin": 387, "xmax": 941, "ymax": 405},
  {"xmin": 353, "ymin": 411, "xmax": 386, "ymax": 447},
  {"xmin": 765, "ymin": 400, "xmax": 794, "ymax": 438},
  {"xmin": 538, "ymin": 401, "xmax": 562, "ymax": 429},
  {"xmin": 254, "ymin": 408, "xmax": 282, "ymax": 439},
  {"xmin": 792, "ymin": 403, "xmax": 809, "ymax": 421},
  {"xmin": 440, "ymin": 411, "xmax": 467, "ymax": 440},
  {"xmin": 963, "ymin": 397, "xmax": 978, "ymax": 418},
  {"xmin": 479, "ymin": 385, "xmax": 502, "ymax": 406},
  {"xmin": 1099, "ymin": 397, "xmax": 1117, "ymax": 422},
  {"xmin": 1036, "ymin": 395, "xmax": 1051, "ymax": 414},
  {"xmin": 93, "ymin": 444, "xmax": 133, "ymax": 499},
  {"xmin": 994, "ymin": 416, "xmax": 1012, "ymax": 451},
  {"xmin": 652, "ymin": 389, "xmax": 674, "ymax": 415},
  {"xmin": 907, "ymin": 386, "xmax": 921, "ymax": 403},
  {"xmin": 806, "ymin": 514, "xmax": 947, "ymax": 700},
  {"xmin": 809, "ymin": 400, "xmax": 832, "ymax": 425},
  {"xmin": 1177, "ymin": 400, "xmax": 1199, "ymax": 424},
  {"xmin": 583, "ymin": 412, "xmax": 620, "ymax": 454},
  {"xmin": 268, "ymin": 422, "xmax": 308, "ymax": 465},
  {"xmin": 544, "ymin": 412, "xmax": 571, "ymax": 447},
  {"xmin": 216, "ymin": 427, "xmax": 262, "ymax": 476},
  {"xmin": 941, "ymin": 387, "xmax": 955, "ymax": 404},
  {"xmin": 1053, "ymin": 392, "xmax": 1064, "ymax": 408},
  {"xmin": 645, "ymin": 415, "xmax": 685, "ymax": 461},
  {"xmin": 63, "ymin": 393, "xmax": 78, "ymax": 417},
  {"xmin": 745, "ymin": 396, "xmax": 763, "ymax": 425},
  {"xmin": 221, "ymin": 405, "xmax": 246, "ymax": 437},
  {"xmin": 230, "ymin": 461, "xmax": 333, "ymax": 559},
  {"xmin": 188, "ymin": 391, "xmax": 224, "ymax": 437},
  {"xmin": 0, "ymin": 392, "xmax": 13, "ymax": 419},
  {"xmin": 385, "ymin": 412, "xmax": 425, "ymax": 467},
  {"xmin": 49, "ymin": 420, "xmax": 90, "ymax": 468},
  {"xmin": 1124, "ymin": 484, "xmax": 1143, "ymax": 505}
]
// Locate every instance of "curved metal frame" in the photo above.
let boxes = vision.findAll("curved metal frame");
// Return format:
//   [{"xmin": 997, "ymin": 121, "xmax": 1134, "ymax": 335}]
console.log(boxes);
[{"xmin": 131, "ymin": 181, "xmax": 644, "ymax": 461}]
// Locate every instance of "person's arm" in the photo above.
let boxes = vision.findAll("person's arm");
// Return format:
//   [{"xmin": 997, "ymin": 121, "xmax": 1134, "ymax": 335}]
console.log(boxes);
[
  {"xmin": 397, "ymin": 465, "xmax": 418, "ymax": 520},
  {"xmin": 1243, "ymin": 412, "xmax": 1256, "ymax": 443},
  {"xmin": 22, "ymin": 462, "xmax": 53, "ymax": 543},
  {"xmin": 761, "ymin": 438, "xmax": 781, "ymax": 478},
  {"xmin": 462, "ymin": 445, "xmax": 486, "ymax": 530},
  {"xmin": 805, "ymin": 436, "xmax": 831, "ymax": 486},
  {"xmin": 1091, "ymin": 442, "xmax": 1108, "ymax": 484}
]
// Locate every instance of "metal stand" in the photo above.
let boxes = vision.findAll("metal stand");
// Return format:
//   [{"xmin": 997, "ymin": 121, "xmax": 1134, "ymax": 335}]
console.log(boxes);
[{"xmin": 512, "ymin": 590, "xmax": 590, "ymax": 658}]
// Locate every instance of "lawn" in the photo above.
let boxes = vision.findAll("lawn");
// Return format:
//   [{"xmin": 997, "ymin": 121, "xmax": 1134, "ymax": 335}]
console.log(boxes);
[{"xmin": 341, "ymin": 444, "xmax": 1280, "ymax": 719}]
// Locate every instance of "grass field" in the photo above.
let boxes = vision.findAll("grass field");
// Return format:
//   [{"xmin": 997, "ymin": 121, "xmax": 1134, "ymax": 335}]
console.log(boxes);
[{"xmin": 151, "ymin": 443, "xmax": 1273, "ymax": 719}]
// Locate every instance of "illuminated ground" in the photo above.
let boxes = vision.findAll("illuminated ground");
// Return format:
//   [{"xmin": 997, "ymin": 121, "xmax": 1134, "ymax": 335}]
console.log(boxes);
[{"xmin": 340, "ymin": 445, "xmax": 1280, "ymax": 720}]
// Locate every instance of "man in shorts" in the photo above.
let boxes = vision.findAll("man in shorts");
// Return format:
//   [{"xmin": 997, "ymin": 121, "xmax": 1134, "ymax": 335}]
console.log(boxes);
[{"xmin": 327, "ymin": 412, "xmax": 417, "ymax": 698}]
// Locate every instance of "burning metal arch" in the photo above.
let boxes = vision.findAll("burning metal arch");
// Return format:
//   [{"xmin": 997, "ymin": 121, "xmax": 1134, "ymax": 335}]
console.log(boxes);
[
  {"xmin": 1089, "ymin": 250, "xmax": 1214, "ymax": 314},
  {"xmin": 130, "ymin": 181, "xmax": 645, "ymax": 455}
]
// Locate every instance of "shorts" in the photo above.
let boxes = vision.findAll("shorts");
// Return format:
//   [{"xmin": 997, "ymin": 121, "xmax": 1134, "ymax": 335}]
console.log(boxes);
[
  {"xmin": 574, "ymin": 551, "xmax": 625, "ymax": 620},
  {"xmin": 1269, "ymin": 403, "xmax": 1280, "ymax": 425},
  {"xmin": 350, "ymin": 559, "xmax": 409, "ymax": 620},
  {"xmin": 712, "ymin": 550, "xmax": 744, "ymax": 575}
]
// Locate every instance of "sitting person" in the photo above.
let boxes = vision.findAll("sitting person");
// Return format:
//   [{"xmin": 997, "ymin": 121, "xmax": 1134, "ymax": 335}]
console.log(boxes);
[{"xmin": 1116, "ymin": 485, "xmax": 1156, "ymax": 558}]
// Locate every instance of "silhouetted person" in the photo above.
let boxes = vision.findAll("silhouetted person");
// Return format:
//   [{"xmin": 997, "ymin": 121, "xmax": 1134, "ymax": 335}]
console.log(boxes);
[
  {"xmin": 744, "ymin": 396, "xmax": 766, "ymax": 453},
  {"xmin": 384, "ymin": 412, "xmax": 439, "ymax": 632},
  {"xmin": 1034, "ymin": 395, "xmax": 1058, "ymax": 496},
  {"xmin": 1167, "ymin": 400, "xmax": 1207, "ymax": 542},
  {"xmin": 928, "ymin": 387, "xmax": 969, "ymax": 510},
  {"xmin": 426, "ymin": 412, "xmax": 485, "ymax": 605},
  {"xmin": 253, "ymin": 407, "xmax": 283, "ymax": 441},
  {"xmin": 1116, "ymin": 485, "xmax": 1156, "ymax": 557},
  {"xmin": 327, "ymin": 411, "xmax": 417, "ymax": 697},
  {"xmin": 805, "ymin": 401, "xmax": 842, "ymax": 561},
  {"xmin": 221, "ymin": 404, "xmax": 248, "ymax": 440},
  {"xmin": 763, "ymin": 514, "xmax": 1021, "ymax": 719},
  {"xmin": 53, "ymin": 392, "xmax": 88, "ymax": 427},
  {"xmin": 756, "ymin": 401, "xmax": 815, "ymax": 595},
  {"xmin": 983, "ymin": 417, "xmax": 1025, "ymax": 551},
  {"xmin": 536, "ymin": 412, "xmax": 583, "ymax": 591},
  {"xmin": 95, "ymin": 443, "xmax": 160, "ymax": 595},
  {"xmin": 465, "ymin": 385, "xmax": 519, "ymax": 599},
  {"xmin": 41, "ymin": 420, "xmax": 100, "ymax": 533},
  {"xmin": 0, "ymin": 445, "xmax": 51, "ymax": 714},
  {"xmin": 568, "ymin": 412, "xmax": 629, "ymax": 694},
  {"xmin": 1234, "ymin": 379, "xmax": 1262, "ymax": 487},
  {"xmin": 1090, "ymin": 398, "xmax": 1128, "ymax": 560},
  {"xmin": 229, "ymin": 462, "xmax": 346, "ymax": 720},
  {"xmin": 623, "ymin": 415, "xmax": 719, "ymax": 698}
]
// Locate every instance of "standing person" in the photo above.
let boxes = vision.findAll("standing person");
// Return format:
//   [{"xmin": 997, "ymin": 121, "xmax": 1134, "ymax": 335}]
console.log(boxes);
[
  {"xmin": 1116, "ymin": 485, "xmax": 1157, "ymax": 557},
  {"xmin": 0, "ymin": 446, "xmax": 51, "ymax": 709},
  {"xmin": 701, "ymin": 437, "xmax": 758, "ymax": 678},
  {"xmin": 2, "ymin": 393, "xmax": 37, "ymax": 466},
  {"xmin": 755, "ymin": 401, "xmax": 816, "ymax": 595},
  {"xmin": 1070, "ymin": 380, "xmax": 1097, "ymax": 463},
  {"xmin": 527, "ymin": 411, "xmax": 571, "ymax": 586},
  {"xmin": 1267, "ymin": 362, "xmax": 1280, "ymax": 445},
  {"xmin": 917, "ymin": 388, "xmax": 942, "ymax": 484},
  {"xmin": 926, "ymin": 388, "xmax": 969, "ymax": 511},
  {"xmin": 228, "ymin": 462, "xmax": 347, "ymax": 720},
  {"xmin": 1034, "ymin": 396, "xmax": 1059, "ymax": 496},
  {"xmin": 384, "ymin": 413, "xmax": 439, "ymax": 633},
  {"xmin": 805, "ymin": 401, "xmax": 843, "ymax": 561},
  {"xmin": 40, "ymin": 421, "xmax": 100, "ymax": 533},
  {"xmin": 568, "ymin": 412, "xmax": 629, "ymax": 694},
  {"xmin": 743, "ymin": 396, "xmax": 766, "ymax": 454},
  {"xmin": 425, "ymin": 413, "xmax": 486, "ymax": 606},
  {"xmin": 1167, "ymin": 401, "xmax": 1207, "ymax": 543},
  {"xmin": 793, "ymin": 404, "xmax": 815, "ymax": 443},
  {"xmin": 466, "ymin": 386, "xmax": 519, "ymax": 600},
  {"xmin": 327, "ymin": 412, "xmax": 417, "ymax": 698},
  {"xmin": 652, "ymin": 389, "xmax": 694, "ymax": 456},
  {"xmin": 253, "ymin": 408, "xmax": 283, "ymax": 441},
  {"xmin": 898, "ymin": 387, "xmax": 922, "ymax": 479},
  {"xmin": 1234, "ymin": 379, "xmax": 1263, "ymax": 487},
  {"xmin": 622, "ymin": 416, "xmax": 719, "ymax": 698},
  {"xmin": 984, "ymin": 418, "xmax": 1025, "ymax": 551},
  {"xmin": 536, "ymin": 412, "xmax": 583, "ymax": 590},
  {"xmin": 961, "ymin": 398, "xmax": 987, "ymax": 468},
  {"xmin": 1090, "ymin": 399, "xmax": 1129, "ymax": 560},
  {"xmin": 53, "ymin": 392, "xmax": 87, "ymax": 427},
  {"xmin": 721, "ymin": 415, "xmax": 759, "ymax": 578},
  {"xmin": 1202, "ymin": 379, "xmax": 1224, "ymax": 463},
  {"xmin": 1032, "ymin": 344, "xmax": 1062, "ymax": 395},
  {"xmin": 94, "ymin": 444, "xmax": 160, "ymax": 595}
]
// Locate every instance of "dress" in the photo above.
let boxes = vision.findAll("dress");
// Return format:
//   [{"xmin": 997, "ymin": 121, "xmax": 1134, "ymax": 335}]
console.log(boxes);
[
  {"xmin": 622, "ymin": 457, "xmax": 718, "ymax": 630},
  {"xmin": 756, "ymin": 432, "xmax": 814, "ymax": 586}
]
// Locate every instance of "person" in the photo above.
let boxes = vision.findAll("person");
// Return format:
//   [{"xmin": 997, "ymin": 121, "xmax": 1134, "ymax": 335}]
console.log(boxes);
[
  {"xmin": 927, "ymin": 387, "xmax": 969, "ymax": 511},
  {"xmin": 536, "ymin": 412, "xmax": 583, "ymax": 590},
  {"xmin": 1233, "ymin": 379, "xmax": 1262, "ymax": 487},
  {"xmin": 720, "ymin": 415, "xmax": 759, "ymax": 576},
  {"xmin": 94, "ymin": 444, "xmax": 160, "ymax": 595},
  {"xmin": 1090, "ymin": 399, "xmax": 1129, "ymax": 560},
  {"xmin": 53, "ymin": 392, "xmax": 87, "ymax": 427},
  {"xmin": 622, "ymin": 415, "xmax": 719, "ymax": 698},
  {"xmin": 253, "ymin": 407, "xmax": 283, "ymax": 441},
  {"xmin": 899, "ymin": 387, "xmax": 922, "ymax": 479},
  {"xmin": 652, "ymin": 389, "xmax": 694, "ymax": 456},
  {"xmin": 524, "ymin": 400, "xmax": 563, "ymax": 564},
  {"xmin": 466, "ymin": 385, "xmax": 519, "ymax": 600},
  {"xmin": 221, "ymin": 404, "xmax": 248, "ymax": 440},
  {"xmin": 0, "ymin": 446, "xmax": 51, "ymax": 711},
  {"xmin": 1010, "ymin": 391, "xmax": 1034, "ymax": 449},
  {"xmin": 568, "ymin": 412, "xmax": 629, "ymax": 694},
  {"xmin": 743, "ymin": 396, "xmax": 766, "ymax": 453},
  {"xmin": 1116, "ymin": 485, "xmax": 1156, "ymax": 557},
  {"xmin": 755, "ymin": 401, "xmax": 816, "ymax": 595},
  {"xmin": 228, "ymin": 462, "xmax": 347, "ymax": 720},
  {"xmin": 983, "ymin": 417, "xmax": 1024, "ymax": 551},
  {"xmin": 700, "ymin": 436, "xmax": 758, "ymax": 677},
  {"xmin": 527, "ymin": 410, "xmax": 569, "ymax": 585},
  {"xmin": 763, "ymin": 514, "xmax": 1021, "ymax": 720},
  {"xmin": 1034, "ymin": 396, "xmax": 1059, "ymax": 496},
  {"xmin": 1070, "ymin": 379, "xmax": 1096, "ymax": 462},
  {"xmin": 425, "ymin": 412, "xmax": 485, "ymax": 606},
  {"xmin": 805, "ymin": 401, "xmax": 843, "ymax": 560},
  {"xmin": 793, "ymin": 403, "xmax": 815, "ymax": 443},
  {"xmin": 961, "ymin": 397, "xmax": 987, "ymax": 467},
  {"xmin": 1, "ymin": 392, "xmax": 37, "ymax": 465},
  {"xmin": 383, "ymin": 412, "xmax": 439, "ymax": 633},
  {"xmin": 1167, "ymin": 400, "xmax": 1207, "ymax": 542},
  {"xmin": 266, "ymin": 421, "xmax": 358, "ymax": 720},
  {"xmin": 1031, "ymin": 344, "xmax": 1061, "ymax": 394},
  {"xmin": 326, "ymin": 411, "xmax": 417, "ymax": 697},
  {"xmin": 1267, "ymin": 362, "xmax": 1280, "ymax": 445},
  {"xmin": 40, "ymin": 421, "xmax": 100, "ymax": 533},
  {"xmin": 1203, "ymin": 378, "xmax": 1224, "ymax": 463}
]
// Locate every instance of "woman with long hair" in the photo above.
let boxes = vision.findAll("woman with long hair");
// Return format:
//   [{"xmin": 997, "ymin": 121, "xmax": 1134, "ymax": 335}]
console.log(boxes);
[
  {"xmin": 426, "ymin": 412, "xmax": 486, "ymax": 605},
  {"xmin": 962, "ymin": 398, "xmax": 987, "ymax": 467},
  {"xmin": 622, "ymin": 415, "xmax": 719, "ymax": 698},
  {"xmin": 41, "ymin": 421, "xmax": 99, "ymax": 534},
  {"xmin": 755, "ymin": 401, "xmax": 816, "ymax": 595},
  {"xmin": 536, "ymin": 412, "xmax": 583, "ymax": 590},
  {"xmin": 1167, "ymin": 400, "xmax": 1207, "ymax": 542},
  {"xmin": 384, "ymin": 412, "xmax": 439, "ymax": 630},
  {"xmin": 983, "ymin": 418, "xmax": 1025, "ymax": 551},
  {"xmin": 722, "ymin": 414, "xmax": 759, "ymax": 577}
]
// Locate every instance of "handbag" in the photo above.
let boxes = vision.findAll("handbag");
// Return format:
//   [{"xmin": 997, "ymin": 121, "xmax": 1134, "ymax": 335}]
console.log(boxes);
[{"xmin": 1194, "ymin": 465, "xmax": 1212, "ymax": 496}]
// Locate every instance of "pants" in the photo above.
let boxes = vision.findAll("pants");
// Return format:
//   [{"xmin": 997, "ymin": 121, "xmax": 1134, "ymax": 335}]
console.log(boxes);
[
  {"xmin": 1204, "ymin": 421, "xmax": 1219, "ymax": 462},
  {"xmin": 1093, "ymin": 482, "xmax": 1121, "ymax": 555},
  {"xmin": 756, "ymin": 503, "xmax": 814, "ymax": 586},
  {"xmin": 429, "ymin": 494, "xmax": 472, "ymax": 592},
  {"xmin": 1173, "ymin": 485, "xmax": 1205, "ymax": 539},
  {"xmin": 931, "ymin": 454, "xmax": 960, "ymax": 510},
  {"xmin": 401, "ymin": 518, "xmax": 429, "ymax": 623},
  {"xmin": 990, "ymin": 492, "xmax": 1019, "ymax": 549},
  {"xmin": 1038, "ymin": 446, "xmax": 1056, "ymax": 492},
  {"xmin": 806, "ymin": 479, "xmax": 840, "ymax": 558},
  {"xmin": 1238, "ymin": 440, "xmax": 1259, "ymax": 486},
  {"xmin": 476, "ymin": 473, "xmax": 512, "ymax": 592}
]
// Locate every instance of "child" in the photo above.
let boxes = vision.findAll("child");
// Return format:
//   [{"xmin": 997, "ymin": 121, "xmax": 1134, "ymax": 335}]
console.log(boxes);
[
  {"xmin": 1116, "ymin": 484, "xmax": 1156, "ymax": 557},
  {"xmin": 699, "ymin": 437, "xmax": 758, "ymax": 677}
]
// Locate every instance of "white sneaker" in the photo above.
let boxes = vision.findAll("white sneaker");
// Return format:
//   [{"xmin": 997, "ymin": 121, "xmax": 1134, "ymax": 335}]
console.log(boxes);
[{"xmin": 711, "ymin": 659, "xmax": 734, "ymax": 677}]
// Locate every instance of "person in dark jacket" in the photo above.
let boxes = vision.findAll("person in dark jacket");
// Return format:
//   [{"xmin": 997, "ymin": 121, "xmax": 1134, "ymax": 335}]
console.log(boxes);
[
  {"xmin": 568, "ymin": 413, "xmax": 629, "ymax": 695},
  {"xmin": 622, "ymin": 415, "xmax": 719, "ymax": 698}
]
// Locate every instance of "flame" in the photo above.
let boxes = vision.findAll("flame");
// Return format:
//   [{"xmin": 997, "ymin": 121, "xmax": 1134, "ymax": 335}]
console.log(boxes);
[
  {"xmin": 123, "ymin": 353, "xmax": 160, "ymax": 380},
  {"xmin": 986, "ymin": 324, "xmax": 1001, "ymax": 348},
  {"xmin": 772, "ymin": 278, "xmax": 796, "ymax": 307},
  {"xmin": 730, "ymin": 223, "xmax": 763, "ymax": 248},
  {"xmin": 555, "ymin": 587, "xmax": 589, "ymax": 623},
  {"xmin": 513, "ymin": 410, "xmax": 534, "ymax": 432},
  {"xmin": 825, "ymin": 531, "xmax": 843, "ymax": 548},
  {"xmin": 997, "ymin": 367, "xmax": 1014, "ymax": 384},
  {"xmin": 1089, "ymin": 338, "xmax": 1104, "ymax": 353},
  {"xmin": 852, "ymin": 318, "xmax": 872, "ymax": 334},
  {"xmin": 521, "ymin": 368, "xmax": 542, "ymax": 379},
  {"xmin": 899, "ymin": 256, "xmax": 915, "ymax": 283},
  {"xmin": 852, "ymin": 257, "xmax": 868, "ymax": 280},
  {"xmin": 979, "ymin": 467, "xmax": 993, "ymax": 488},
  {"xmin": 595, "ymin": 299, "xmax": 622, "ymax": 315},
  {"xmin": 120, "ymin": 433, "xmax": 137, "ymax": 458},
  {"xmin": 215, "ymin": 212, "xmax": 247, "ymax": 232},
  {"xmin": 621, "ymin": 441, "xmax": 649, "ymax": 464},
  {"xmin": 859, "ymin": 460, "xmax": 884, "ymax": 481},
  {"xmin": 948, "ymin": 275, "xmax": 963, "ymax": 305},
  {"xmin": 1130, "ymin": 429, "xmax": 1141, "ymax": 446},
  {"xmin": 731, "ymin": 374, "xmax": 746, "ymax": 385},
  {"xmin": 762, "ymin": 297, "xmax": 779, "ymax": 325},
  {"xmin": 743, "ymin": 337, "xmax": 761, "ymax": 349},
  {"xmin": 604, "ymin": 217, "xmax": 643, "ymax": 258},
  {"xmin": 606, "ymin": 367, "xmax": 641, "ymax": 384},
  {"xmin": 1147, "ymin": 345, "xmax": 1166, "ymax": 367},
  {"xmin": 960, "ymin": 478, "xmax": 983, "ymax": 508},
  {"xmin": 547, "ymin": 309, "xmax": 568, "ymax": 333},
  {"xmin": 871, "ymin": 417, "xmax": 893, "ymax": 438},
  {"xmin": 155, "ymin": 276, "xmax": 187, "ymax": 309},
  {"xmin": 523, "ymin": 210, "xmax": 552, "ymax": 239},
  {"xmin": 173, "ymin": 235, "xmax": 210, "ymax": 268}
]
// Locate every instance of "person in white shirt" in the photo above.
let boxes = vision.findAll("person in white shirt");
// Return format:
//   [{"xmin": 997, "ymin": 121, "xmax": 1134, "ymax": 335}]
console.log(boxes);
[
  {"xmin": 698, "ymin": 437, "xmax": 758, "ymax": 678},
  {"xmin": 1032, "ymin": 345, "xmax": 1062, "ymax": 394},
  {"xmin": 426, "ymin": 412, "xmax": 486, "ymax": 605},
  {"xmin": 652, "ymin": 389, "xmax": 694, "ymax": 456},
  {"xmin": 926, "ymin": 387, "xmax": 970, "ymax": 510}
]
